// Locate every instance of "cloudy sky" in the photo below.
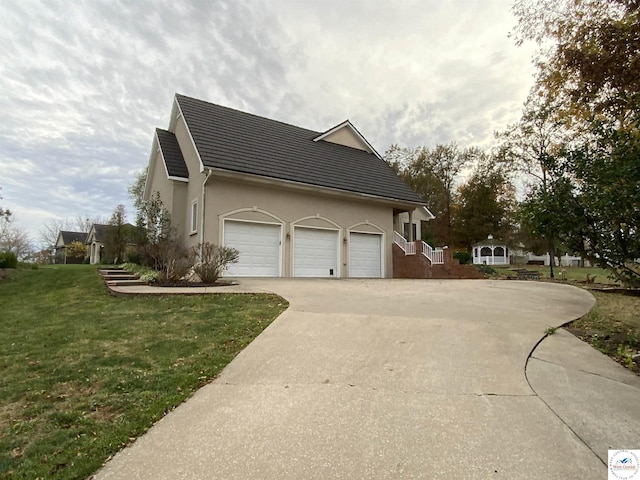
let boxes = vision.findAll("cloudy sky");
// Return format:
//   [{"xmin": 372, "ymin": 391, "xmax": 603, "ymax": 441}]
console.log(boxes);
[{"xmin": 0, "ymin": 0, "xmax": 536, "ymax": 246}]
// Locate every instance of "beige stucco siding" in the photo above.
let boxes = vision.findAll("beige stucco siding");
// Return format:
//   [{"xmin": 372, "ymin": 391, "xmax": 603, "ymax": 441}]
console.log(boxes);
[
  {"xmin": 204, "ymin": 177, "xmax": 395, "ymax": 277},
  {"xmin": 149, "ymin": 151, "xmax": 175, "ymax": 213},
  {"xmin": 321, "ymin": 128, "xmax": 368, "ymax": 151},
  {"xmin": 173, "ymin": 115, "xmax": 208, "ymax": 245}
]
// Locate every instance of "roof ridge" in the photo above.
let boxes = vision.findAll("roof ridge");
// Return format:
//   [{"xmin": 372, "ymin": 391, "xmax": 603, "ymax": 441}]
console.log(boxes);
[{"xmin": 175, "ymin": 93, "xmax": 322, "ymax": 136}]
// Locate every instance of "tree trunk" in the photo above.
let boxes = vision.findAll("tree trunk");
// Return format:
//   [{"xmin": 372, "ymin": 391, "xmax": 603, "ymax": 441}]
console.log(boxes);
[{"xmin": 547, "ymin": 238, "xmax": 555, "ymax": 278}]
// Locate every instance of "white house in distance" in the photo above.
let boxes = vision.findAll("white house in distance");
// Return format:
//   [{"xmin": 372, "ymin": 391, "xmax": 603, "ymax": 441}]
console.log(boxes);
[{"xmin": 472, "ymin": 235, "xmax": 509, "ymax": 265}]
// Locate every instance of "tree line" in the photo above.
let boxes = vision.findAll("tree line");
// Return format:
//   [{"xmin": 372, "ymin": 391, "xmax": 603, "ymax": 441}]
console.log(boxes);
[{"xmin": 389, "ymin": 0, "xmax": 639, "ymax": 286}]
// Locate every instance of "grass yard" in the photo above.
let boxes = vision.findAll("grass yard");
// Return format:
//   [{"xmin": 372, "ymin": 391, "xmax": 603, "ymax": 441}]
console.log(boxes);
[
  {"xmin": 566, "ymin": 290, "xmax": 640, "ymax": 375},
  {"xmin": 493, "ymin": 264, "xmax": 620, "ymax": 284},
  {"xmin": 0, "ymin": 265, "xmax": 287, "ymax": 480}
]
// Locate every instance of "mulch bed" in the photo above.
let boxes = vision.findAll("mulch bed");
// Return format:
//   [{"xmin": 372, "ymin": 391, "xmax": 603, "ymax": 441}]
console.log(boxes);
[{"xmin": 158, "ymin": 280, "xmax": 238, "ymax": 288}]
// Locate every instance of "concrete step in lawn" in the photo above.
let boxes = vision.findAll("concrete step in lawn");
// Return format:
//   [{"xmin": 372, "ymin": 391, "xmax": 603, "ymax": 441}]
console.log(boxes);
[
  {"xmin": 99, "ymin": 268, "xmax": 147, "ymax": 287},
  {"xmin": 106, "ymin": 278, "xmax": 148, "ymax": 287},
  {"xmin": 102, "ymin": 273, "xmax": 140, "ymax": 281}
]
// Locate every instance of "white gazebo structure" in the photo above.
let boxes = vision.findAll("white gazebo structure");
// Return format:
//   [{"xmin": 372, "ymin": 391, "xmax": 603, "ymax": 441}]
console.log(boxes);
[{"xmin": 472, "ymin": 235, "xmax": 510, "ymax": 265}]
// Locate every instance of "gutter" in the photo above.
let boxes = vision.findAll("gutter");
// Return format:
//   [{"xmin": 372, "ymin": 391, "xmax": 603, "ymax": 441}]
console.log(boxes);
[{"xmin": 200, "ymin": 169, "xmax": 212, "ymax": 252}]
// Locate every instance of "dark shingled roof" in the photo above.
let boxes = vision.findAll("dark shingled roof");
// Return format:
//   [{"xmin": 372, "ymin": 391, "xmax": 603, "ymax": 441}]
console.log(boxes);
[
  {"xmin": 156, "ymin": 128, "xmax": 189, "ymax": 179},
  {"xmin": 175, "ymin": 94, "xmax": 423, "ymax": 204},
  {"xmin": 89, "ymin": 224, "xmax": 109, "ymax": 242},
  {"xmin": 59, "ymin": 231, "xmax": 87, "ymax": 245}
]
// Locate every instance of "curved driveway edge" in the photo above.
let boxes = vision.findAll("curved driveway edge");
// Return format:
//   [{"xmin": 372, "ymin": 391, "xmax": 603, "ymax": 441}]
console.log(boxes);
[
  {"xmin": 94, "ymin": 279, "xmax": 610, "ymax": 480},
  {"xmin": 526, "ymin": 328, "xmax": 640, "ymax": 465}
]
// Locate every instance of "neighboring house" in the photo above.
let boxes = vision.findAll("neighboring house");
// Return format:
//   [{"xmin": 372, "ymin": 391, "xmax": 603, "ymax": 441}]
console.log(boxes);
[
  {"xmin": 472, "ymin": 235, "xmax": 510, "ymax": 265},
  {"xmin": 520, "ymin": 252, "xmax": 591, "ymax": 267},
  {"xmin": 143, "ymin": 93, "xmax": 427, "ymax": 278},
  {"xmin": 86, "ymin": 223, "xmax": 137, "ymax": 264},
  {"xmin": 86, "ymin": 224, "xmax": 109, "ymax": 264},
  {"xmin": 54, "ymin": 231, "xmax": 87, "ymax": 264}
]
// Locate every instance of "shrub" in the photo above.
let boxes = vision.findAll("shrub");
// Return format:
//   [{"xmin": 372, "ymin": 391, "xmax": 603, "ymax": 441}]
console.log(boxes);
[
  {"xmin": 453, "ymin": 250, "xmax": 472, "ymax": 265},
  {"xmin": 475, "ymin": 264, "xmax": 496, "ymax": 276},
  {"xmin": 126, "ymin": 250, "xmax": 142, "ymax": 265},
  {"xmin": 0, "ymin": 251, "xmax": 18, "ymax": 269},
  {"xmin": 147, "ymin": 231, "xmax": 194, "ymax": 284},
  {"xmin": 121, "ymin": 263, "xmax": 160, "ymax": 284},
  {"xmin": 193, "ymin": 243, "xmax": 239, "ymax": 283},
  {"xmin": 66, "ymin": 241, "xmax": 87, "ymax": 261}
]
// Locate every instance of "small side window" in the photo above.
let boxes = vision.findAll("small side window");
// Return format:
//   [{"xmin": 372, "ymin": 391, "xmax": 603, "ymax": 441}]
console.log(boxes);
[{"xmin": 190, "ymin": 200, "xmax": 198, "ymax": 234}]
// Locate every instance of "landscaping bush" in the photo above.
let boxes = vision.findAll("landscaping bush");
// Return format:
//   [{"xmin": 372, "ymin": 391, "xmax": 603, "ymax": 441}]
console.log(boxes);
[
  {"xmin": 475, "ymin": 264, "xmax": 496, "ymax": 276},
  {"xmin": 453, "ymin": 250, "xmax": 472, "ymax": 265},
  {"xmin": 126, "ymin": 250, "xmax": 143, "ymax": 265},
  {"xmin": 0, "ymin": 251, "xmax": 18, "ymax": 269},
  {"xmin": 146, "ymin": 231, "xmax": 194, "ymax": 283},
  {"xmin": 193, "ymin": 242, "xmax": 239, "ymax": 283},
  {"xmin": 121, "ymin": 262, "xmax": 160, "ymax": 284}
]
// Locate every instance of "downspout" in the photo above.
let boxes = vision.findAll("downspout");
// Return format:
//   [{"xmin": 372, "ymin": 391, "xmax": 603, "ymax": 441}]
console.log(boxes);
[{"xmin": 200, "ymin": 169, "xmax": 212, "ymax": 254}]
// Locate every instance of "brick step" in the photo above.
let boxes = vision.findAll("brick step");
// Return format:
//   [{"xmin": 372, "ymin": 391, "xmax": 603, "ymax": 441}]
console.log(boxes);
[{"xmin": 392, "ymin": 243, "xmax": 485, "ymax": 279}]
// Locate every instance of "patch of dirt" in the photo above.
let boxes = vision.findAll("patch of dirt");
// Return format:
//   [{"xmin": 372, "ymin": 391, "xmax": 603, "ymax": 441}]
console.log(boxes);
[{"xmin": 0, "ymin": 400, "xmax": 25, "ymax": 431}]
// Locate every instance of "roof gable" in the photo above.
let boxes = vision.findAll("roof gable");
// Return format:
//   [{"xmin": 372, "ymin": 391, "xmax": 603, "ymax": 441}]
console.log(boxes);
[
  {"xmin": 313, "ymin": 120, "xmax": 380, "ymax": 156},
  {"xmin": 87, "ymin": 224, "xmax": 110, "ymax": 243},
  {"xmin": 173, "ymin": 94, "xmax": 422, "ymax": 204}
]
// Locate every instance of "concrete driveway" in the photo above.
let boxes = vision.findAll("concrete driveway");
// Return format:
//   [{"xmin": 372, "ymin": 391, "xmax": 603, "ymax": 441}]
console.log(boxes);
[{"xmin": 94, "ymin": 279, "xmax": 640, "ymax": 479}]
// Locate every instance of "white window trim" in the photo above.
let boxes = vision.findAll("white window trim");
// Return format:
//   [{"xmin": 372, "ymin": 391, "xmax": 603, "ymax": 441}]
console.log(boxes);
[{"xmin": 190, "ymin": 200, "xmax": 198, "ymax": 235}]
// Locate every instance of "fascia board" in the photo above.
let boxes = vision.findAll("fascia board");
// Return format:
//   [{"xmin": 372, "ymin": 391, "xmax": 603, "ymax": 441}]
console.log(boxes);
[{"xmin": 174, "ymin": 95, "xmax": 206, "ymax": 173}]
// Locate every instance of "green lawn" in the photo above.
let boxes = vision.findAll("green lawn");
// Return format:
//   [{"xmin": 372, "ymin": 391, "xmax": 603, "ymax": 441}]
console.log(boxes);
[
  {"xmin": 567, "ymin": 290, "xmax": 640, "ymax": 374},
  {"xmin": 494, "ymin": 264, "xmax": 620, "ymax": 284},
  {"xmin": 0, "ymin": 265, "xmax": 287, "ymax": 479}
]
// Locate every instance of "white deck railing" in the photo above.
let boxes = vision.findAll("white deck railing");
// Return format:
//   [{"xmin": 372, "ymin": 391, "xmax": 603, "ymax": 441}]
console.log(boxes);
[
  {"xmin": 395, "ymin": 231, "xmax": 444, "ymax": 263},
  {"xmin": 393, "ymin": 231, "xmax": 416, "ymax": 255},
  {"xmin": 422, "ymin": 242, "xmax": 444, "ymax": 264}
]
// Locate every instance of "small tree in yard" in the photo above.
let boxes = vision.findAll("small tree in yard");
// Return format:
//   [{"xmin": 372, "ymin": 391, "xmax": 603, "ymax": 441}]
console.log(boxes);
[
  {"xmin": 134, "ymin": 192, "xmax": 172, "ymax": 267},
  {"xmin": 103, "ymin": 204, "xmax": 131, "ymax": 263},
  {"xmin": 193, "ymin": 242, "xmax": 239, "ymax": 283},
  {"xmin": 66, "ymin": 241, "xmax": 86, "ymax": 261},
  {"xmin": 134, "ymin": 193, "xmax": 195, "ymax": 284}
]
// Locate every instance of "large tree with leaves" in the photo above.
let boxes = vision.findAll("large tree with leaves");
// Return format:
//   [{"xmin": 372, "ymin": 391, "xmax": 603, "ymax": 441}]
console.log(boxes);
[
  {"xmin": 510, "ymin": 0, "xmax": 640, "ymax": 285},
  {"xmin": 386, "ymin": 143, "xmax": 478, "ymax": 246},
  {"xmin": 497, "ymin": 92, "xmax": 568, "ymax": 277},
  {"xmin": 453, "ymin": 156, "xmax": 517, "ymax": 250},
  {"xmin": 512, "ymin": 0, "xmax": 640, "ymax": 124}
]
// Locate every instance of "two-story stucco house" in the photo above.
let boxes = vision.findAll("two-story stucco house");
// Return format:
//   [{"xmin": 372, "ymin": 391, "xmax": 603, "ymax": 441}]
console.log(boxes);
[{"xmin": 143, "ymin": 94, "xmax": 428, "ymax": 278}]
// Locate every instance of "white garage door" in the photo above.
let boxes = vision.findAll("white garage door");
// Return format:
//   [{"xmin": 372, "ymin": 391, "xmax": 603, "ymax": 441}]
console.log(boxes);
[
  {"xmin": 349, "ymin": 232, "xmax": 382, "ymax": 278},
  {"xmin": 293, "ymin": 227, "xmax": 338, "ymax": 277},
  {"xmin": 223, "ymin": 221, "xmax": 281, "ymax": 277}
]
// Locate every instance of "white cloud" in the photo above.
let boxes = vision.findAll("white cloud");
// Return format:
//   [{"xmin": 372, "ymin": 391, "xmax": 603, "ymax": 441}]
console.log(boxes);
[{"xmin": 0, "ymin": 0, "xmax": 536, "ymax": 243}]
